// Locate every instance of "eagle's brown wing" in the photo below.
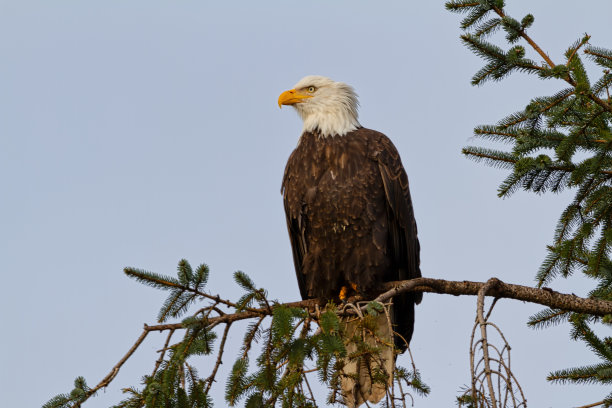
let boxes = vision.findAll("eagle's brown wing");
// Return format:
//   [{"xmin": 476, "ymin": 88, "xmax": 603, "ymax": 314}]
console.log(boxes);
[
  {"xmin": 282, "ymin": 151, "xmax": 310, "ymax": 300},
  {"xmin": 374, "ymin": 132, "xmax": 422, "ymax": 349}
]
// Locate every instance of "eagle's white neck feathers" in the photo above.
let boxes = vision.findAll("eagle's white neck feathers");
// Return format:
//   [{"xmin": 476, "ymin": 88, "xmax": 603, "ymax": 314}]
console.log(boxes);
[{"xmin": 292, "ymin": 75, "xmax": 361, "ymax": 138}]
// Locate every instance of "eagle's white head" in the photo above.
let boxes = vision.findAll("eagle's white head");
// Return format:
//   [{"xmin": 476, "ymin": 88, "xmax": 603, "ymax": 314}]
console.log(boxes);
[{"xmin": 278, "ymin": 75, "xmax": 361, "ymax": 138}]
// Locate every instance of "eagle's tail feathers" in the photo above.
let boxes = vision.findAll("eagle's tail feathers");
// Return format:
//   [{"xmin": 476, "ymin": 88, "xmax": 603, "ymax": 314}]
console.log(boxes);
[{"xmin": 339, "ymin": 302, "xmax": 395, "ymax": 408}]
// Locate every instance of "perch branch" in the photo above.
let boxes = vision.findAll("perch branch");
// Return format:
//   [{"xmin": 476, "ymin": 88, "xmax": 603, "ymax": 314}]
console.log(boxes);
[
  {"xmin": 72, "ymin": 276, "xmax": 612, "ymax": 407},
  {"xmin": 375, "ymin": 277, "xmax": 612, "ymax": 316}
]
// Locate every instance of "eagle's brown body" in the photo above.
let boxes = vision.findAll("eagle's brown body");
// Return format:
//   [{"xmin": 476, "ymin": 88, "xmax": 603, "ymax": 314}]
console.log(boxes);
[{"xmin": 282, "ymin": 127, "xmax": 421, "ymax": 349}]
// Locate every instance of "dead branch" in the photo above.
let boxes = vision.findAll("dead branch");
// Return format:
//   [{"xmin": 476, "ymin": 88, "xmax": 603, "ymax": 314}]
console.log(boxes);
[
  {"xmin": 466, "ymin": 279, "xmax": 527, "ymax": 408},
  {"xmin": 476, "ymin": 279, "xmax": 498, "ymax": 407},
  {"xmin": 151, "ymin": 328, "xmax": 175, "ymax": 378},
  {"xmin": 74, "ymin": 329, "xmax": 150, "ymax": 407},
  {"xmin": 204, "ymin": 322, "xmax": 231, "ymax": 394}
]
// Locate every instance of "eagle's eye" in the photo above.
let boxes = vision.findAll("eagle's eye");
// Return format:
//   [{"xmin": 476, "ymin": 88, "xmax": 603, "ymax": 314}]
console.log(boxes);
[{"xmin": 307, "ymin": 86, "xmax": 316, "ymax": 93}]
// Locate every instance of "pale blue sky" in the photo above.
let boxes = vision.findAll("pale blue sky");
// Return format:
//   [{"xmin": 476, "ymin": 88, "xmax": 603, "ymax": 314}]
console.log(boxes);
[{"xmin": 1, "ymin": 1, "xmax": 611, "ymax": 407}]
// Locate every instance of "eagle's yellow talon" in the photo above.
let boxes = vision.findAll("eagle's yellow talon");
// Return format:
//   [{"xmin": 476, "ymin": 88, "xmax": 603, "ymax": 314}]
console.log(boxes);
[
  {"xmin": 339, "ymin": 286, "xmax": 349, "ymax": 301},
  {"xmin": 339, "ymin": 283, "xmax": 358, "ymax": 301}
]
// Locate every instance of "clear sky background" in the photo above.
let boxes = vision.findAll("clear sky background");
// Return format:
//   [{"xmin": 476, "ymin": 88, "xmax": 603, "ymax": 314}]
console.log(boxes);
[{"xmin": 1, "ymin": 1, "xmax": 611, "ymax": 407}]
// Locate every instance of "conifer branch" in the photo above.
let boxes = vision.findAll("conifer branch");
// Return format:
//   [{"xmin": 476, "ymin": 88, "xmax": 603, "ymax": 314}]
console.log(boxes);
[
  {"xmin": 51, "ymin": 274, "xmax": 612, "ymax": 407},
  {"xmin": 490, "ymin": 5, "xmax": 554, "ymax": 68},
  {"xmin": 584, "ymin": 49, "xmax": 612, "ymax": 63},
  {"xmin": 123, "ymin": 277, "xmax": 612, "ymax": 335},
  {"xmin": 449, "ymin": 2, "xmax": 612, "ymax": 402},
  {"xmin": 566, "ymin": 36, "xmax": 590, "ymax": 67},
  {"xmin": 137, "ymin": 277, "xmax": 612, "ymax": 330},
  {"xmin": 463, "ymin": 149, "xmax": 520, "ymax": 166},
  {"xmin": 444, "ymin": 1, "xmax": 480, "ymax": 11},
  {"xmin": 587, "ymin": 94, "xmax": 612, "ymax": 114},
  {"xmin": 463, "ymin": 149, "xmax": 612, "ymax": 176},
  {"xmin": 488, "ymin": 5, "xmax": 612, "ymax": 114},
  {"xmin": 124, "ymin": 267, "xmax": 264, "ymax": 315}
]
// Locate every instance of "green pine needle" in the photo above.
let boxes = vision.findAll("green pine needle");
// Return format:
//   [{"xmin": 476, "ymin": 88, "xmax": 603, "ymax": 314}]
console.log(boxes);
[
  {"xmin": 124, "ymin": 267, "xmax": 182, "ymax": 291},
  {"xmin": 527, "ymin": 308, "xmax": 571, "ymax": 329}
]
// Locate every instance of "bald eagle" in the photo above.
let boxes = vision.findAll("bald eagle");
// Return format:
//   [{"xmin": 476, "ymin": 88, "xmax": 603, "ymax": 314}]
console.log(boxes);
[{"xmin": 279, "ymin": 76, "xmax": 421, "ymax": 406}]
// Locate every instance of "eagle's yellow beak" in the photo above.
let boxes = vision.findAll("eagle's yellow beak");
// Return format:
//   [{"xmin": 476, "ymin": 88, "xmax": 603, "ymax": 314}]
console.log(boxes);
[{"xmin": 278, "ymin": 89, "xmax": 313, "ymax": 108}]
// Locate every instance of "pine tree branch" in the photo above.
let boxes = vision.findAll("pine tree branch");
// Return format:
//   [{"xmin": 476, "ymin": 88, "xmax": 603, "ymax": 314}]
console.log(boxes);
[
  {"xmin": 489, "ymin": 6, "xmax": 612, "ymax": 114},
  {"xmin": 138, "ymin": 277, "xmax": 612, "ymax": 331},
  {"xmin": 566, "ymin": 36, "xmax": 590, "ymax": 67},
  {"xmin": 490, "ymin": 6, "xmax": 554, "ymax": 68},
  {"xmin": 584, "ymin": 49, "xmax": 612, "ymax": 62},
  {"xmin": 69, "ymin": 277, "xmax": 612, "ymax": 407},
  {"xmin": 585, "ymin": 92, "xmax": 612, "ymax": 114},
  {"xmin": 124, "ymin": 268, "xmax": 264, "ymax": 315},
  {"xmin": 463, "ymin": 149, "xmax": 612, "ymax": 175},
  {"xmin": 463, "ymin": 149, "xmax": 519, "ymax": 165}
]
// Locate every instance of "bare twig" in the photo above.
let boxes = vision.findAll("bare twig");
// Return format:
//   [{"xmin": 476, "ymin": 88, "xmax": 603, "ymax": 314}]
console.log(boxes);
[
  {"xmin": 204, "ymin": 322, "xmax": 232, "ymax": 394},
  {"xmin": 297, "ymin": 317, "xmax": 318, "ymax": 406},
  {"xmin": 151, "ymin": 328, "xmax": 175, "ymax": 378},
  {"xmin": 576, "ymin": 401, "xmax": 606, "ymax": 408},
  {"xmin": 74, "ymin": 328, "xmax": 150, "ymax": 407},
  {"xmin": 485, "ymin": 297, "xmax": 500, "ymax": 321},
  {"xmin": 476, "ymin": 279, "xmax": 499, "ymax": 407},
  {"xmin": 467, "ymin": 284, "xmax": 527, "ymax": 408},
  {"xmin": 301, "ymin": 369, "xmax": 317, "ymax": 407}
]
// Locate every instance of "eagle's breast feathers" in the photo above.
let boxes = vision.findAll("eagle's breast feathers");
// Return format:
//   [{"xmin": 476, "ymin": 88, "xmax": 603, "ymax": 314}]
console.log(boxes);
[{"xmin": 283, "ymin": 129, "xmax": 405, "ymax": 294}]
